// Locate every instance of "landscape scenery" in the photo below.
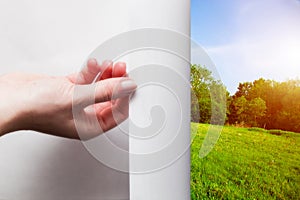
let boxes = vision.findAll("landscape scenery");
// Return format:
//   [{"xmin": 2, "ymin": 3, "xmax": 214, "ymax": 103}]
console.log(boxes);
[
  {"xmin": 191, "ymin": 0, "xmax": 299, "ymax": 199},
  {"xmin": 190, "ymin": 65, "xmax": 299, "ymax": 199}
]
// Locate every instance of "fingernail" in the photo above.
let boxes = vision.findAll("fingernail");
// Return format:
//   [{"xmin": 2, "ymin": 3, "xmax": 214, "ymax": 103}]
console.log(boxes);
[
  {"xmin": 88, "ymin": 58, "xmax": 97, "ymax": 65},
  {"xmin": 120, "ymin": 79, "xmax": 137, "ymax": 92},
  {"xmin": 117, "ymin": 62, "xmax": 126, "ymax": 67}
]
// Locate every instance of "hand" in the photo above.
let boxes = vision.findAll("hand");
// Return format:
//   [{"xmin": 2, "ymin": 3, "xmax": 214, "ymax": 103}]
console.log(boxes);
[{"xmin": 0, "ymin": 59, "xmax": 136, "ymax": 140}]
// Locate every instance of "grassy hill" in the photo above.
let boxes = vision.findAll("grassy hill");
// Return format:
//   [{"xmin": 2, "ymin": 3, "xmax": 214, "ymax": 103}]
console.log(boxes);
[{"xmin": 191, "ymin": 123, "xmax": 300, "ymax": 199}]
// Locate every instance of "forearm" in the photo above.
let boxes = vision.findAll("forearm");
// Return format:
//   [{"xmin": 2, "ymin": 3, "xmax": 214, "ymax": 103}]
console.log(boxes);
[
  {"xmin": 0, "ymin": 117, "xmax": 10, "ymax": 136},
  {"xmin": 0, "ymin": 74, "xmax": 30, "ymax": 136},
  {"xmin": 0, "ymin": 114, "xmax": 16, "ymax": 136},
  {"xmin": 0, "ymin": 105, "xmax": 26, "ymax": 136}
]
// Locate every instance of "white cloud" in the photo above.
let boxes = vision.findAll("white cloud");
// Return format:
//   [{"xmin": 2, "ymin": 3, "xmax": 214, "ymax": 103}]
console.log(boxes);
[{"xmin": 205, "ymin": 0, "xmax": 300, "ymax": 94}]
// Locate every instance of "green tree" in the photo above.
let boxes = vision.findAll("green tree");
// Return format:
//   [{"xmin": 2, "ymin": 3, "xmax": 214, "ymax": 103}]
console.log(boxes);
[
  {"xmin": 229, "ymin": 78, "xmax": 300, "ymax": 132},
  {"xmin": 191, "ymin": 64, "xmax": 211, "ymax": 123},
  {"xmin": 246, "ymin": 97, "xmax": 267, "ymax": 127},
  {"xmin": 274, "ymin": 81, "xmax": 300, "ymax": 132},
  {"xmin": 190, "ymin": 64, "xmax": 227, "ymax": 125},
  {"xmin": 231, "ymin": 95, "xmax": 247, "ymax": 124},
  {"xmin": 230, "ymin": 96, "xmax": 266, "ymax": 126},
  {"xmin": 235, "ymin": 82, "xmax": 253, "ymax": 99}
]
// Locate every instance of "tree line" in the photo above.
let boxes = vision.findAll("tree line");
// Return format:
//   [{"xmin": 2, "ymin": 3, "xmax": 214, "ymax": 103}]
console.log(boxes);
[{"xmin": 191, "ymin": 64, "xmax": 300, "ymax": 133}]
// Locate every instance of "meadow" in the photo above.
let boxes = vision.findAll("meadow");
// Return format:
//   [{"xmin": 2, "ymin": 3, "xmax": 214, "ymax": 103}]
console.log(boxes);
[{"xmin": 191, "ymin": 123, "xmax": 300, "ymax": 199}]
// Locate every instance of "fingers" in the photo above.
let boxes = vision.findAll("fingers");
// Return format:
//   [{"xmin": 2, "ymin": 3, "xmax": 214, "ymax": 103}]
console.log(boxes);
[
  {"xmin": 94, "ymin": 78, "xmax": 136, "ymax": 103},
  {"xmin": 96, "ymin": 61, "xmax": 127, "ymax": 80},
  {"xmin": 81, "ymin": 97, "xmax": 129, "ymax": 139},
  {"xmin": 98, "ymin": 60, "xmax": 113, "ymax": 80},
  {"xmin": 96, "ymin": 97, "xmax": 130, "ymax": 132},
  {"xmin": 73, "ymin": 77, "xmax": 137, "ymax": 108},
  {"xmin": 112, "ymin": 62, "xmax": 127, "ymax": 78},
  {"xmin": 68, "ymin": 59, "xmax": 127, "ymax": 84},
  {"xmin": 67, "ymin": 59, "xmax": 101, "ymax": 84},
  {"xmin": 77, "ymin": 58, "xmax": 101, "ymax": 84}
]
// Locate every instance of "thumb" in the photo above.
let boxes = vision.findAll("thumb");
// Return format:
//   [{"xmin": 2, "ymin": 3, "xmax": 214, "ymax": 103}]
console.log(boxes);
[
  {"xmin": 95, "ymin": 78, "xmax": 137, "ymax": 102},
  {"xmin": 73, "ymin": 77, "xmax": 137, "ymax": 108}
]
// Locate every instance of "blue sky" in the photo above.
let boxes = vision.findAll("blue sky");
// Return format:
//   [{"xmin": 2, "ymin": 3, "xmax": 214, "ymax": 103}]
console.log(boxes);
[{"xmin": 191, "ymin": 0, "xmax": 300, "ymax": 94}]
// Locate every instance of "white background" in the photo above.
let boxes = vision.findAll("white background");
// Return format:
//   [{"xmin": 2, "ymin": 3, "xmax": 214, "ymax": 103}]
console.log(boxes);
[
  {"xmin": 0, "ymin": 0, "xmax": 190, "ymax": 199},
  {"xmin": 0, "ymin": 1, "xmax": 130, "ymax": 199}
]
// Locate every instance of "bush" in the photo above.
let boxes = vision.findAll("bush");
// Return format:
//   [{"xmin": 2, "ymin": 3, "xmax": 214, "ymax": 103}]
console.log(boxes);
[
  {"xmin": 268, "ymin": 129, "xmax": 284, "ymax": 136},
  {"xmin": 248, "ymin": 127, "xmax": 267, "ymax": 132}
]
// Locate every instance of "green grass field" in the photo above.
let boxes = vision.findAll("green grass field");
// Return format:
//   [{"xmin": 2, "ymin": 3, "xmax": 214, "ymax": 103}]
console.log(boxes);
[{"xmin": 191, "ymin": 123, "xmax": 300, "ymax": 199}]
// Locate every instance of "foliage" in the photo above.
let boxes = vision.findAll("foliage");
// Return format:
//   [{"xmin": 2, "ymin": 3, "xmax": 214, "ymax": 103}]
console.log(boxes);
[
  {"xmin": 230, "ymin": 96, "xmax": 267, "ymax": 127},
  {"xmin": 191, "ymin": 123, "xmax": 300, "ymax": 199},
  {"xmin": 191, "ymin": 64, "xmax": 300, "ymax": 132},
  {"xmin": 228, "ymin": 78, "xmax": 300, "ymax": 132},
  {"xmin": 190, "ymin": 64, "xmax": 227, "ymax": 125}
]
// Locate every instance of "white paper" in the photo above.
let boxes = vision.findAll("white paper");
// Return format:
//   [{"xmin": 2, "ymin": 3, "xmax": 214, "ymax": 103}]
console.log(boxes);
[{"xmin": 0, "ymin": 1, "xmax": 190, "ymax": 199}]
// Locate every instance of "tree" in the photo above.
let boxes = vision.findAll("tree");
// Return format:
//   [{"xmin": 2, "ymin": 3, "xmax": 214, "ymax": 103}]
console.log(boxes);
[
  {"xmin": 228, "ymin": 78, "xmax": 300, "ymax": 132},
  {"xmin": 229, "ymin": 96, "xmax": 266, "ymax": 126},
  {"xmin": 235, "ymin": 82, "xmax": 253, "ymax": 99},
  {"xmin": 190, "ymin": 64, "xmax": 227, "ymax": 125},
  {"xmin": 191, "ymin": 64, "xmax": 211, "ymax": 123},
  {"xmin": 274, "ymin": 82, "xmax": 300, "ymax": 132},
  {"xmin": 246, "ymin": 97, "xmax": 267, "ymax": 127}
]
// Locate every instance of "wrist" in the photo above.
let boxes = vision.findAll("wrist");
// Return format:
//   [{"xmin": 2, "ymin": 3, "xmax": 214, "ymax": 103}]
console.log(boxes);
[
  {"xmin": 0, "ymin": 116, "xmax": 10, "ymax": 136},
  {"xmin": 0, "ymin": 101, "xmax": 28, "ymax": 136},
  {"xmin": 0, "ymin": 112, "xmax": 15, "ymax": 136},
  {"xmin": 0, "ymin": 73, "xmax": 44, "ymax": 136}
]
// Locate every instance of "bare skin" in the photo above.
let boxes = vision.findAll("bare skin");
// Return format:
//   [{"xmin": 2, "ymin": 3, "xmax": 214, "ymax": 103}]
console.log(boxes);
[{"xmin": 0, "ymin": 59, "xmax": 136, "ymax": 140}]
